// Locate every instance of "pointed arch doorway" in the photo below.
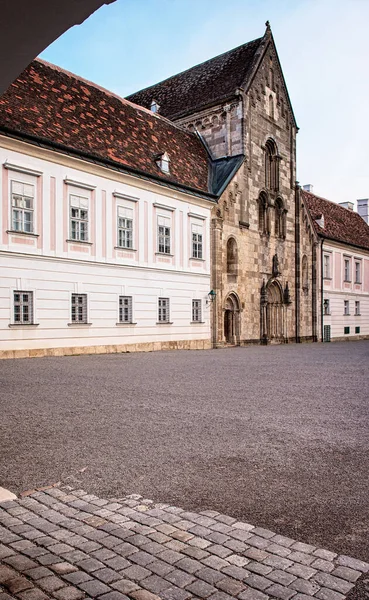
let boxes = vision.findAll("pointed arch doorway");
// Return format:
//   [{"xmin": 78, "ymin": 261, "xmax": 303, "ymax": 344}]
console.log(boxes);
[
  {"xmin": 224, "ymin": 293, "xmax": 240, "ymax": 345},
  {"xmin": 266, "ymin": 280, "xmax": 284, "ymax": 341}
]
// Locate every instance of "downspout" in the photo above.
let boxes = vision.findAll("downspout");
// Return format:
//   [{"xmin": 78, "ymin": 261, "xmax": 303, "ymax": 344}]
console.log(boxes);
[
  {"xmin": 295, "ymin": 183, "xmax": 301, "ymax": 342},
  {"xmin": 321, "ymin": 239, "xmax": 324, "ymax": 341}
]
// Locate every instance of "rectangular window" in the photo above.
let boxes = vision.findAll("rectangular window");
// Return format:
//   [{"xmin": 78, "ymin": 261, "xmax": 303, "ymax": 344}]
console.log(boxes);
[
  {"xmin": 323, "ymin": 254, "xmax": 330, "ymax": 279},
  {"xmin": 355, "ymin": 326, "xmax": 360, "ymax": 334},
  {"xmin": 13, "ymin": 291, "xmax": 33, "ymax": 324},
  {"xmin": 344, "ymin": 258, "xmax": 350, "ymax": 282},
  {"xmin": 344, "ymin": 300, "xmax": 349, "ymax": 315},
  {"xmin": 323, "ymin": 299, "xmax": 330, "ymax": 315},
  {"xmin": 158, "ymin": 297, "xmax": 170, "ymax": 322},
  {"xmin": 192, "ymin": 224, "xmax": 203, "ymax": 259},
  {"xmin": 355, "ymin": 261, "xmax": 361, "ymax": 283},
  {"xmin": 119, "ymin": 296, "xmax": 133, "ymax": 323},
  {"xmin": 157, "ymin": 216, "xmax": 171, "ymax": 254},
  {"xmin": 11, "ymin": 181, "xmax": 34, "ymax": 233},
  {"xmin": 71, "ymin": 294, "xmax": 87, "ymax": 323},
  {"xmin": 192, "ymin": 299, "xmax": 202, "ymax": 322},
  {"xmin": 344, "ymin": 326, "xmax": 350, "ymax": 335},
  {"xmin": 323, "ymin": 325, "xmax": 331, "ymax": 342},
  {"xmin": 117, "ymin": 206, "xmax": 133, "ymax": 249},
  {"xmin": 70, "ymin": 195, "xmax": 89, "ymax": 241},
  {"xmin": 355, "ymin": 300, "xmax": 360, "ymax": 315}
]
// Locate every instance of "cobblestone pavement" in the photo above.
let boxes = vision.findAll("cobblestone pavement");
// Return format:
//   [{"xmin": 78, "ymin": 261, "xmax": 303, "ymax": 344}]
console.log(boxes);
[{"xmin": 1, "ymin": 486, "xmax": 368, "ymax": 600}]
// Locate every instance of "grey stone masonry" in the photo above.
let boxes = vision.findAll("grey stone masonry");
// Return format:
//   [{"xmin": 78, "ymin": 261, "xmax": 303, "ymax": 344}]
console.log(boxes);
[{"xmin": 0, "ymin": 485, "xmax": 368, "ymax": 600}]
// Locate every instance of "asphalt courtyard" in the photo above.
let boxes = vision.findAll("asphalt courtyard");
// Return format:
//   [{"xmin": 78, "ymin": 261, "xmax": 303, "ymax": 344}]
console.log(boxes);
[{"xmin": 1, "ymin": 341, "xmax": 368, "ymax": 563}]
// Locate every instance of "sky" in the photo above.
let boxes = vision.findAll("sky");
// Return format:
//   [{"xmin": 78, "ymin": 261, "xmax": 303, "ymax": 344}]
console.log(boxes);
[{"xmin": 40, "ymin": 0, "xmax": 369, "ymax": 205}]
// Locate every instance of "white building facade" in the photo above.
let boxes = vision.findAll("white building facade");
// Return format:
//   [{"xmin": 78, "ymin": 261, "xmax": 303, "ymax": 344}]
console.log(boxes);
[{"xmin": 0, "ymin": 138, "xmax": 213, "ymax": 358}]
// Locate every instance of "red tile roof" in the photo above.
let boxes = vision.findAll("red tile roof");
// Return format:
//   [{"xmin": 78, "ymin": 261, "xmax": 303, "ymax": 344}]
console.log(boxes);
[
  {"xmin": 0, "ymin": 59, "xmax": 212, "ymax": 196},
  {"xmin": 302, "ymin": 189, "xmax": 369, "ymax": 251},
  {"xmin": 127, "ymin": 37, "xmax": 264, "ymax": 120}
]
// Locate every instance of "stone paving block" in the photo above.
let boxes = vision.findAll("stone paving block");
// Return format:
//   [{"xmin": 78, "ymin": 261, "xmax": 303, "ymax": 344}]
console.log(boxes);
[
  {"xmin": 60, "ymin": 550, "xmax": 89, "ymax": 564},
  {"xmin": 246, "ymin": 561, "xmax": 272, "ymax": 576},
  {"xmin": 91, "ymin": 548, "xmax": 117, "ymax": 561},
  {"xmin": 94, "ymin": 566, "xmax": 122, "ymax": 584},
  {"xmin": 205, "ymin": 532, "xmax": 230, "ymax": 545},
  {"xmin": 312, "ymin": 571, "xmax": 354, "ymax": 594},
  {"xmin": 141, "ymin": 574, "xmax": 171, "ymax": 593},
  {"xmin": 251, "ymin": 527, "xmax": 275, "ymax": 540},
  {"xmin": 202, "ymin": 555, "xmax": 229, "ymax": 571},
  {"xmin": 245, "ymin": 535, "xmax": 270, "ymax": 549},
  {"xmin": 37, "ymin": 574, "xmax": 65, "ymax": 592},
  {"xmin": 160, "ymin": 586, "xmax": 192, "ymax": 600},
  {"xmin": 79, "ymin": 579, "xmax": 111, "ymax": 596},
  {"xmin": 266, "ymin": 568, "xmax": 296, "ymax": 586},
  {"xmin": 267, "ymin": 543, "xmax": 293, "ymax": 558},
  {"xmin": 231, "ymin": 522, "xmax": 254, "ymax": 532},
  {"xmin": 208, "ymin": 591, "xmax": 234, "ymax": 600},
  {"xmin": 114, "ymin": 542, "xmax": 140, "ymax": 557},
  {"xmin": 197, "ymin": 567, "xmax": 225, "ymax": 585},
  {"xmin": 291, "ymin": 542, "xmax": 316, "ymax": 554},
  {"xmin": 105, "ymin": 555, "xmax": 131, "ymax": 571},
  {"xmin": 193, "ymin": 516, "xmax": 217, "ymax": 528},
  {"xmin": 243, "ymin": 573, "xmax": 270, "ymax": 591},
  {"xmin": 290, "ymin": 576, "xmax": 320, "ymax": 595},
  {"xmin": 130, "ymin": 550, "xmax": 156, "ymax": 567},
  {"xmin": 164, "ymin": 540, "xmax": 186, "ymax": 553},
  {"xmin": 52, "ymin": 586, "xmax": 87, "ymax": 600},
  {"xmin": 0, "ymin": 564, "xmax": 19, "ymax": 584},
  {"xmin": 228, "ymin": 530, "xmax": 253, "ymax": 543},
  {"xmin": 331, "ymin": 566, "xmax": 362, "ymax": 582},
  {"xmin": 216, "ymin": 577, "xmax": 246, "ymax": 596},
  {"xmin": 121, "ymin": 564, "xmax": 152, "ymax": 582},
  {"xmin": 37, "ymin": 552, "xmax": 63, "ymax": 566},
  {"xmin": 214, "ymin": 515, "xmax": 236, "ymax": 526},
  {"xmin": 157, "ymin": 549, "xmax": 183, "ymax": 565},
  {"xmin": 225, "ymin": 555, "xmax": 249, "ymax": 568},
  {"xmin": 288, "ymin": 551, "xmax": 315, "ymax": 566},
  {"xmin": 291, "ymin": 595, "xmax": 316, "ymax": 600},
  {"xmin": 17, "ymin": 590, "xmax": 49, "ymax": 600},
  {"xmin": 4, "ymin": 553, "xmax": 38, "ymax": 571},
  {"xmin": 0, "ymin": 545, "xmax": 15, "ymax": 560},
  {"xmin": 265, "ymin": 582, "xmax": 297, "ymax": 599},
  {"xmin": 188, "ymin": 525, "xmax": 213, "ymax": 538},
  {"xmin": 148, "ymin": 560, "xmax": 175, "ymax": 577},
  {"xmin": 130, "ymin": 589, "xmax": 162, "ymax": 600},
  {"xmin": 310, "ymin": 559, "xmax": 335, "ymax": 573},
  {"xmin": 315, "ymin": 588, "xmax": 345, "ymax": 600},
  {"xmin": 220, "ymin": 565, "xmax": 249, "ymax": 581},
  {"xmin": 141, "ymin": 541, "xmax": 167, "ymax": 555},
  {"xmin": 76, "ymin": 557, "xmax": 105, "ymax": 572},
  {"xmin": 263, "ymin": 554, "xmax": 293, "ymax": 570},
  {"xmin": 181, "ymin": 545, "xmax": 209, "ymax": 560},
  {"xmin": 63, "ymin": 570, "xmax": 93, "ymax": 585},
  {"xmin": 313, "ymin": 549, "xmax": 337, "ymax": 562},
  {"xmin": 210, "ymin": 524, "xmax": 233, "ymax": 535},
  {"xmin": 7, "ymin": 576, "xmax": 34, "ymax": 594},
  {"xmin": 175, "ymin": 557, "xmax": 201, "ymax": 574},
  {"xmin": 185, "ymin": 579, "xmax": 217, "ymax": 598},
  {"xmin": 187, "ymin": 537, "xmax": 211, "ymax": 549},
  {"xmin": 24, "ymin": 566, "xmax": 53, "ymax": 580},
  {"xmin": 127, "ymin": 534, "xmax": 150, "ymax": 548},
  {"xmin": 238, "ymin": 585, "xmax": 269, "ymax": 600},
  {"xmin": 286, "ymin": 563, "xmax": 317, "ymax": 580},
  {"xmin": 336, "ymin": 555, "xmax": 369, "ymax": 572},
  {"xmin": 243, "ymin": 547, "xmax": 268, "ymax": 561},
  {"xmin": 112, "ymin": 579, "xmax": 140, "ymax": 594},
  {"xmin": 148, "ymin": 532, "xmax": 171, "ymax": 544},
  {"xmin": 47, "ymin": 542, "xmax": 75, "ymax": 555},
  {"xmin": 165, "ymin": 569, "xmax": 195, "ymax": 588}
]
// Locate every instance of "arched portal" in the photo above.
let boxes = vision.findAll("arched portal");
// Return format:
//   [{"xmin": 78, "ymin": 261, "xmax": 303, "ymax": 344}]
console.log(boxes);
[
  {"xmin": 223, "ymin": 293, "xmax": 240, "ymax": 345},
  {"xmin": 266, "ymin": 280, "xmax": 284, "ymax": 341}
]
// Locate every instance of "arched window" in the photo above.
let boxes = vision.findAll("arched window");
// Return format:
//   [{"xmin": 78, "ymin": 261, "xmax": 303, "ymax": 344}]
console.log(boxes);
[
  {"xmin": 258, "ymin": 192, "xmax": 269, "ymax": 235},
  {"xmin": 302, "ymin": 255, "xmax": 309, "ymax": 292},
  {"xmin": 226, "ymin": 238, "xmax": 238, "ymax": 277},
  {"xmin": 275, "ymin": 197, "xmax": 285, "ymax": 238},
  {"xmin": 265, "ymin": 138, "xmax": 279, "ymax": 191}
]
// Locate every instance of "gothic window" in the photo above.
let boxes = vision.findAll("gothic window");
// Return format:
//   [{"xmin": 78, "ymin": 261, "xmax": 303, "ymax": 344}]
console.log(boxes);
[
  {"xmin": 269, "ymin": 94, "xmax": 274, "ymax": 119},
  {"xmin": 302, "ymin": 255, "xmax": 309, "ymax": 292},
  {"xmin": 275, "ymin": 197, "xmax": 285, "ymax": 238},
  {"xmin": 226, "ymin": 237, "xmax": 238, "ymax": 277},
  {"xmin": 258, "ymin": 192, "xmax": 269, "ymax": 235},
  {"xmin": 265, "ymin": 138, "xmax": 279, "ymax": 191}
]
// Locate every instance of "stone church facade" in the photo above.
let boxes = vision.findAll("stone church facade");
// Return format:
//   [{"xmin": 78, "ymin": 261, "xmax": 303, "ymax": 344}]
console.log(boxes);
[{"xmin": 128, "ymin": 23, "xmax": 316, "ymax": 346}]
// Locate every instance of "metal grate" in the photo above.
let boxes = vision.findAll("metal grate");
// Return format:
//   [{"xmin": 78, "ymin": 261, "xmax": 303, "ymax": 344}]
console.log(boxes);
[
  {"xmin": 192, "ymin": 299, "xmax": 202, "ymax": 322},
  {"xmin": 323, "ymin": 325, "xmax": 331, "ymax": 342},
  {"xmin": 158, "ymin": 297, "xmax": 170, "ymax": 322},
  {"xmin": 71, "ymin": 294, "xmax": 88, "ymax": 323},
  {"xmin": 14, "ymin": 291, "xmax": 33, "ymax": 324},
  {"xmin": 119, "ymin": 296, "xmax": 133, "ymax": 323}
]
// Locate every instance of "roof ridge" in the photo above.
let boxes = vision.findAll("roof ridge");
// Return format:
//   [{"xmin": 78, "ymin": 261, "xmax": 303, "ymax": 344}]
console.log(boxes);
[
  {"xmin": 34, "ymin": 58, "xmax": 195, "ymax": 136},
  {"xmin": 302, "ymin": 189, "xmax": 360, "ymax": 214},
  {"xmin": 126, "ymin": 36, "xmax": 263, "ymax": 99}
]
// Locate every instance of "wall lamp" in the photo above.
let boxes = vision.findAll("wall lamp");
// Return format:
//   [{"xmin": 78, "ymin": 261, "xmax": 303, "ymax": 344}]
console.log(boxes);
[{"xmin": 207, "ymin": 289, "xmax": 216, "ymax": 304}]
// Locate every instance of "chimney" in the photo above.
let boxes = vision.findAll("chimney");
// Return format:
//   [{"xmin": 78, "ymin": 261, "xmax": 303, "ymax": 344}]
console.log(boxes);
[
  {"xmin": 357, "ymin": 198, "xmax": 368, "ymax": 224},
  {"xmin": 303, "ymin": 184, "xmax": 313, "ymax": 193},
  {"xmin": 339, "ymin": 201, "xmax": 354, "ymax": 211}
]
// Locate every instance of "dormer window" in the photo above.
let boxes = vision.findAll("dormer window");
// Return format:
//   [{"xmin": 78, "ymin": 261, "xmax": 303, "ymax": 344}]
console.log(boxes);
[
  {"xmin": 156, "ymin": 152, "xmax": 170, "ymax": 174},
  {"xmin": 150, "ymin": 99, "xmax": 160, "ymax": 113}
]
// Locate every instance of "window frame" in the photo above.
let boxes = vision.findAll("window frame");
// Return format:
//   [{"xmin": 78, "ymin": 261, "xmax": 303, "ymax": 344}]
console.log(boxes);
[
  {"xmin": 343, "ymin": 300, "xmax": 350, "ymax": 316},
  {"xmin": 355, "ymin": 261, "xmax": 361, "ymax": 284},
  {"xmin": 157, "ymin": 216, "xmax": 171, "ymax": 255},
  {"xmin": 69, "ymin": 194, "xmax": 89, "ymax": 242},
  {"xmin": 344, "ymin": 258, "xmax": 350, "ymax": 282},
  {"xmin": 323, "ymin": 254, "xmax": 331, "ymax": 279},
  {"xmin": 355, "ymin": 300, "xmax": 361, "ymax": 316},
  {"xmin": 158, "ymin": 297, "xmax": 170, "ymax": 323},
  {"xmin": 119, "ymin": 296, "xmax": 133, "ymax": 323},
  {"xmin": 13, "ymin": 291, "xmax": 34, "ymax": 325},
  {"xmin": 10, "ymin": 180, "xmax": 35, "ymax": 234},
  {"xmin": 117, "ymin": 206, "xmax": 134, "ymax": 249},
  {"xmin": 191, "ymin": 224, "xmax": 203, "ymax": 259},
  {"xmin": 191, "ymin": 299, "xmax": 202, "ymax": 323},
  {"xmin": 71, "ymin": 293, "xmax": 88, "ymax": 324}
]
